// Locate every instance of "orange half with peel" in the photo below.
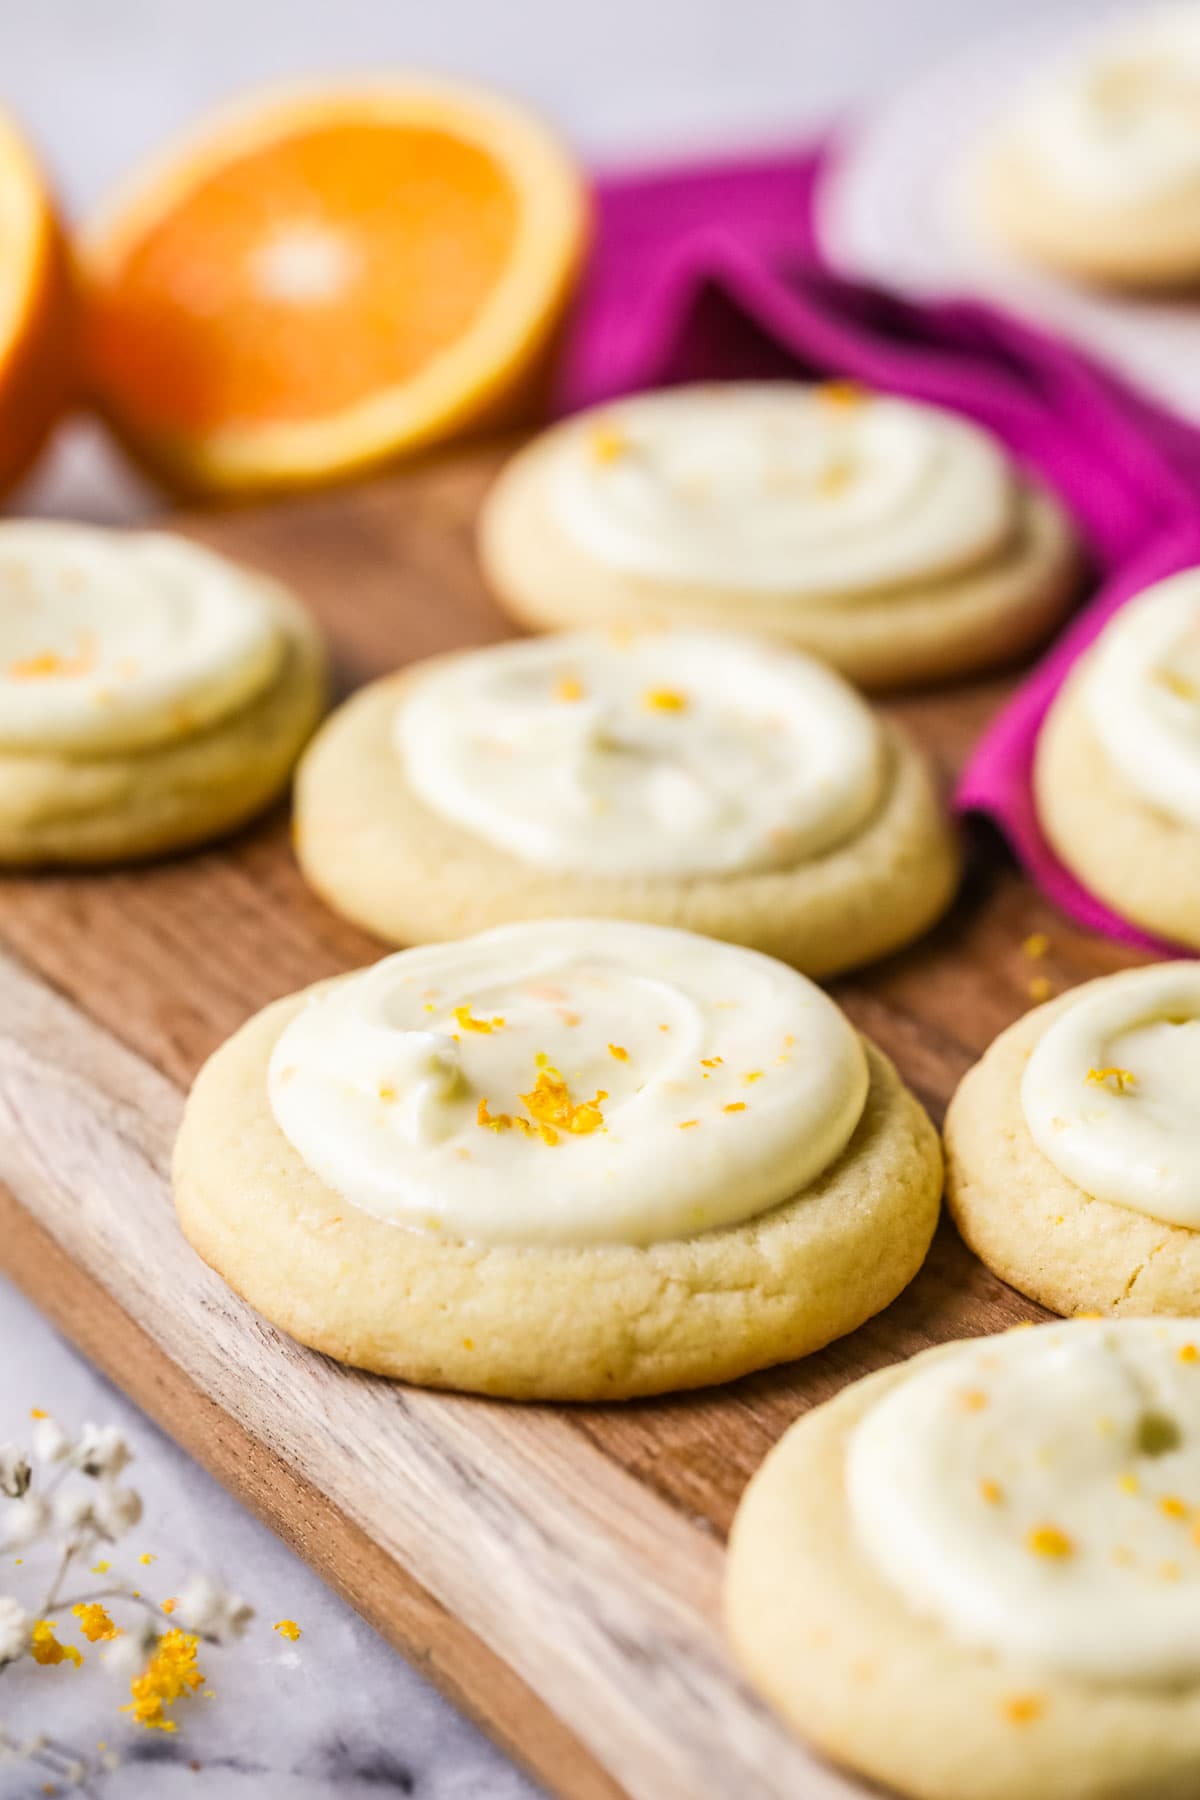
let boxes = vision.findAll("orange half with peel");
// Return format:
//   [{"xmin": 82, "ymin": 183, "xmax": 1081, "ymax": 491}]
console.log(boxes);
[
  {"xmin": 0, "ymin": 109, "xmax": 75, "ymax": 497},
  {"xmin": 79, "ymin": 80, "xmax": 589, "ymax": 497}
]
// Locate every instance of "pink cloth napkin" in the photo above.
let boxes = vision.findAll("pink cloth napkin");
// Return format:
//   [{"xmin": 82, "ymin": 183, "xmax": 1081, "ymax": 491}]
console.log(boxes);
[{"xmin": 557, "ymin": 147, "xmax": 1200, "ymax": 945}]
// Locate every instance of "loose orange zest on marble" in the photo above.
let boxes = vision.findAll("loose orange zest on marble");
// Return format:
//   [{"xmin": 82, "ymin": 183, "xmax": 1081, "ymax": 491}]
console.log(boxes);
[
  {"xmin": 29, "ymin": 1408, "xmax": 47, "ymax": 1420},
  {"xmin": 31, "ymin": 1621, "xmax": 82, "ymax": 1668},
  {"xmin": 124, "ymin": 1629, "xmax": 204, "ymax": 1732},
  {"xmin": 454, "ymin": 1005, "xmax": 504, "ymax": 1034},
  {"xmin": 1027, "ymin": 1525, "xmax": 1074, "ymax": 1560},
  {"xmin": 643, "ymin": 687, "xmax": 688, "ymax": 713},
  {"xmin": 72, "ymin": 1603, "xmax": 119, "ymax": 1643},
  {"xmin": 161, "ymin": 1598, "xmax": 178, "ymax": 1615},
  {"xmin": 273, "ymin": 1619, "xmax": 302, "ymax": 1642},
  {"xmin": 1086, "ymin": 1066, "xmax": 1137, "ymax": 1093}
]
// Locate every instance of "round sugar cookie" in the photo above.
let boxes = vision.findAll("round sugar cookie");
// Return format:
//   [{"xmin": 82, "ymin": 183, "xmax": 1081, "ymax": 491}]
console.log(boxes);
[
  {"xmin": 0, "ymin": 522, "xmax": 325, "ymax": 864},
  {"xmin": 1036, "ymin": 570, "xmax": 1200, "ymax": 949},
  {"xmin": 477, "ymin": 382, "xmax": 1081, "ymax": 690},
  {"xmin": 945, "ymin": 962, "xmax": 1200, "ymax": 1318},
  {"xmin": 727, "ymin": 1317, "xmax": 1200, "ymax": 1800},
  {"xmin": 984, "ymin": 9, "xmax": 1200, "ymax": 288},
  {"xmin": 173, "ymin": 919, "xmax": 942, "ymax": 1400},
  {"xmin": 294, "ymin": 628, "xmax": 960, "ymax": 976}
]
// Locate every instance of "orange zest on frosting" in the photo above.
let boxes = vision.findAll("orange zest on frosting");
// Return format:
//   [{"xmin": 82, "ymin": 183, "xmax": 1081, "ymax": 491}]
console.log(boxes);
[
  {"xmin": 1002, "ymin": 1693, "xmax": 1045, "ymax": 1726},
  {"xmin": 608, "ymin": 1043, "xmax": 629, "ymax": 1062},
  {"xmin": 589, "ymin": 423, "xmax": 628, "ymax": 463},
  {"xmin": 643, "ymin": 686, "xmax": 688, "ymax": 713},
  {"xmin": 1085, "ymin": 1066, "xmax": 1137, "ymax": 1093},
  {"xmin": 818, "ymin": 379, "xmax": 865, "ymax": 410},
  {"xmin": 723, "ymin": 1102, "xmax": 746, "ymax": 1114},
  {"xmin": 520, "ymin": 1065, "xmax": 606, "ymax": 1137},
  {"xmin": 454, "ymin": 1004, "xmax": 505, "ymax": 1034},
  {"xmin": 555, "ymin": 675, "xmax": 585, "ymax": 703},
  {"xmin": 6, "ymin": 634, "xmax": 97, "ymax": 681},
  {"xmin": 1027, "ymin": 1524, "xmax": 1074, "ymax": 1560}
]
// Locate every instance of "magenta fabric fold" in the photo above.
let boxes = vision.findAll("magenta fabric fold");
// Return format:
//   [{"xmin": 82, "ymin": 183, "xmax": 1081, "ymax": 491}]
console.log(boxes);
[{"xmin": 557, "ymin": 146, "xmax": 1200, "ymax": 945}]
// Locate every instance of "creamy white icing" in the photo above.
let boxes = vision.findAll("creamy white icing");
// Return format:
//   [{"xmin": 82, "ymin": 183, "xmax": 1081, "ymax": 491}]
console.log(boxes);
[
  {"xmin": 1022, "ymin": 962, "xmax": 1200, "ymax": 1229},
  {"xmin": 1084, "ymin": 570, "xmax": 1200, "ymax": 829},
  {"xmin": 267, "ymin": 919, "xmax": 869, "ymax": 1248},
  {"xmin": 848, "ymin": 1319, "xmax": 1200, "ymax": 1683},
  {"xmin": 1001, "ymin": 7, "xmax": 1200, "ymax": 208},
  {"xmin": 397, "ymin": 630, "xmax": 885, "ymax": 877},
  {"xmin": 548, "ymin": 384, "xmax": 1017, "ymax": 599},
  {"xmin": 0, "ymin": 523, "xmax": 286, "ymax": 755}
]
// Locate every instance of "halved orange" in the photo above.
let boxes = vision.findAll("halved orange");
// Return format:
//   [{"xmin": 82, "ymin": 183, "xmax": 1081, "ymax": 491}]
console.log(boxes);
[
  {"xmin": 0, "ymin": 109, "xmax": 75, "ymax": 497},
  {"xmin": 79, "ymin": 80, "xmax": 589, "ymax": 497}
]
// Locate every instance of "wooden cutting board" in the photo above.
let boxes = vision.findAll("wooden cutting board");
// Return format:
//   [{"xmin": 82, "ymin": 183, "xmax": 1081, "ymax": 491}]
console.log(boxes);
[{"xmin": 0, "ymin": 446, "xmax": 1150, "ymax": 1800}]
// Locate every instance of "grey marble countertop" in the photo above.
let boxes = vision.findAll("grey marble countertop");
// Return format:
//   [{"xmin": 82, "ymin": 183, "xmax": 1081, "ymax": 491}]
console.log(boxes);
[{"xmin": 0, "ymin": 1, "xmax": 1108, "ymax": 1794}]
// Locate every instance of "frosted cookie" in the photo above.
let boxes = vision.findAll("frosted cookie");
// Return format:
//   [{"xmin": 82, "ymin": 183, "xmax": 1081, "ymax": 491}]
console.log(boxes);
[
  {"xmin": 984, "ymin": 8, "xmax": 1200, "ymax": 288},
  {"xmin": 173, "ymin": 919, "xmax": 942, "ymax": 1399},
  {"xmin": 945, "ymin": 962, "xmax": 1200, "ymax": 1317},
  {"xmin": 294, "ymin": 627, "xmax": 960, "ymax": 975},
  {"xmin": 1036, "ymin": 570, "xmax": 1200, "ymax": 948},
  {"xmin": 727, "ymin": 1317, "xmax": 1200, "ymax": 1800},
  {"xmin": 477, "ymin": 382, "xmax": 1080, "ymax": 689},
  {"xmin": 0, "ymin": 522, "xmax": 324, "ymax": 864}
]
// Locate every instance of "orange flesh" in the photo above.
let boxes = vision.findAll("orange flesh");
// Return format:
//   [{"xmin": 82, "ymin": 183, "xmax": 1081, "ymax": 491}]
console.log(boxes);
[{"xmin": 88, "ymin": 123, "xmax": 519, "ymax": 433}]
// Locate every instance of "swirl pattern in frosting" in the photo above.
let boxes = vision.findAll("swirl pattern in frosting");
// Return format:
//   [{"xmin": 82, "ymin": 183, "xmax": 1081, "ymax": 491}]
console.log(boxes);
[
  {"xmin": 1084, "ymin": 570, "xmax": 1200, "ymax": 829},
  {"xmin": 547, "ymin": 384, "xmax": 1017, "ymax": 599},
  {"xmin": 0, "ymin": 523, "xmax": 286, "ymax": 754},
  {"xmin": 1022, "ymin": 962, "xmax": 1200, "ymax": 1229},
  {"xmin": 848, "ymin": 1319, "xmax": 1200, "ymax": 1682},
  {"xmin": 267, "ymin": 920, "xmax": 869, "ymax": 1247},
  {"xmin": 1000, "ymin": 7, "xmax": 1200, "ymax": 207},
  {"xmin": 396, "ymin": 630, "xmax": 885, "ymax": 877}
]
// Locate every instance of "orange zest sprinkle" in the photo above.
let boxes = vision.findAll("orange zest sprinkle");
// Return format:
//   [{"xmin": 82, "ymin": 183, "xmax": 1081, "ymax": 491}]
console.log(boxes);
[
  {"xmin": 643, "ymin": 686, "xmax": 688, "ymax": 713},
  {"xmin": 608, "ymin": 1044, "xmax": 629, "ymax": 1062},
  {"xmin": 519, "ymin": 1065, "xmax": 606, "ymax": 1137},
  {"xmin": 29, "ymin": 1408, "xmax": 47, "ymax": 1420},
  {"xmin": 90, "ymin": 1561, "xmax": 111, "ymax": 1576},
  {"xmin": 1002, "ymin": 1693, "xmax": 1045, "ymax": 1726},
  {"xmin": 700, "ymin": 1056, "xmax": 723, "ymax": 1069},
  {"xmin": 678, "ymin": 1119, "xmax": 700, "ymax": 1130},
  {"xmin": 6, "ymin": 634, "xmax": 97, "ymax": 682},
  {"xmin": 477, "ymin": 1098, "xmax": 512, "ymax": 1133},
  {"xmin": 1118, "ymin": 1472, "xmax": 1140, "ymax": 1495},
  {"xmin": 555, "ymin": 675, "xmax": 585, "ymax": 703},
  {"xmin": 816, "ymin": 457, "xmax": 854, "ymax": 496},
  {"xmin": 273, "ymin": 1619, "xmax": 302, "ymax": 1642},
  {"xmin": 454, "ymin": 1005, "xmax": 504, "ymax": 1034},
  {"xmin": 723, "ymin": 1102, "xmax": 746, "ymax": 1114},
  {"xmin": 30, "ymin": 1621, "xmax": 83, "ymax": 1668},
  {"xmin": 1086, "ymin": 1066, "xmax": 1137, "ymax": 1093},
  {"xmin": 378, "ymin": 1082, "xmax": 397, "ymax": 1102},
  {"xmin": 1160, "ymin": 1495, "xmax": 1191, "ymax": 1521},
  {"xmin": 979, "ymin": 1479, "xmax": 1004, "ymax": 1506},
  {"xmin": 161, "ymin": 1598, "xmax": 178, "ymax": 1616},
  {"xmin": 589, "ymin": 423, "xmax": 628, "ymax": 463},
  {"xmin": 958, "ymin": 1389, "xmax": 989, "ymax": 1412},
  {"xmin": 1028, "ymin": 976, "xmax": 1052, "ymax": 1002},
  {"xmin": 1027, "ymin": 1524, "xmax": 1074, "ymax": 1560},
  {"xmin": 1181, "ymin": 1343, "xmax": 1200, "ymax": 1364},
  {"xmin": 1022, "ymin": 932, "xmax": 1050, "ymax": 959},
  {"xmin": 72, "ymin": 1603, "xmax": 119, "ymax": 1643},
  {"xmin": 818, "ymin": 379, "xmax": 865, "ymax": 410},
  {"xmin": 743, "ymin": 1070, "xmax": 764, "ymax": 1085},
  {"xmin": 138, "ymin": 1554, "xmax": 156, "ymax": 1566}
]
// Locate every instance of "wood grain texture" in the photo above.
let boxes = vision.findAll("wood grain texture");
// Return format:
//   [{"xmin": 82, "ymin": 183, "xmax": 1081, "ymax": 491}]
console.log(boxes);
[{"xmin": 0, "ymin": 444, "xmax": 1153, "ymax": 1799}]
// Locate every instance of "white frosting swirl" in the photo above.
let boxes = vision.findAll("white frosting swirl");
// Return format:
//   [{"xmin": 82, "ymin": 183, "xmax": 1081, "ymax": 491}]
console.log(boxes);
[
  {"xmin": 1001, "ymin": 7, "xmax": 1200, "ymax": 208},
  {"xmin": 267, "ymin": 919, "xmax": 869, "ymax": 1248},
  {"xmin": 848, "ymin": 1319, "xmax": 1200, "ymax": 1683},
  {"xmin": 397, "ymin": 631, "xmax": 884, "ymax": 877},
  {"xmin": 0, "ymin": 523, "xmax": 286, "ymax": 754},
  {"xmin": 549, "ymin": 384, "xmax": 1017, "ymax": 599},
  {"xmin": 1084, "ymin": 570, "xmax": 1200, "ymax": 829},
  {"xmin": 1022, "ymin": 962, "xmax": 1200, "ymax": 1229}
]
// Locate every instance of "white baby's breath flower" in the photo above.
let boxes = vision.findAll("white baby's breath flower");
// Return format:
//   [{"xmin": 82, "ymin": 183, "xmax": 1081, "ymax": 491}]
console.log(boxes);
[
  {"xmin": 92, "ymin": 1484, "xmax": 142, "ymax": 1538},
  {"xmin": 177, "ymin": 1572, "xmax": 253, "ymax": 1642},
  {"xmin": 0, "ymin": 1596, "xmax": 29, "ymax": 1664},
  {"xmin": 52, "ymin": 1489, "xmax": 96, "ymax": 1536},
  {"xmin": 100, "ymin": 1618, "xmax": 156, "ymax": 1679},
  {"xmin": 31, "ymin": 1416, "xmax": 70, "ymax": 1465},
  {"xmin": 0, "ymin": 1446, "xmax": 30, "ymax": 1499},
  {"xmin": 74, "ymin": 1425, "xmax": 130, "ymax": 1480},
  {"xmin": 4, "ymin": 1493, "xmax": 50, "ymax": 1544}
]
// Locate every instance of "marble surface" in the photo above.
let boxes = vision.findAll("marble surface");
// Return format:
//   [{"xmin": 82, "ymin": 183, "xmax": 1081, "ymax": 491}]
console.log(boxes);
[{"xmin": 0, "ymin": 0, "xmax": 1115, "ymax": 1794}]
